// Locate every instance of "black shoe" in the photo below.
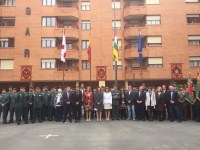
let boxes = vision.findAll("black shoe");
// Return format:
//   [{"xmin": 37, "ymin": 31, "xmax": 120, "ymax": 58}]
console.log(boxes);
[
  {"xmin": 3, "ymin": 122, "xmax": 7, "ymax": 124},
  {"xmin": 25, "ymin": 121, "xmax": 28, "ymax": 124},
  {"xmin": 116, "ymin": 118, "xmax": 120, "ymax": 120},
  {"xmin": 17, "ymin": 122, "xmax": 20, "ymax": 125},
  {"xmin": 112, "ymin": 118, "xmax": 115, "ymax": 121},
  {"xmin": 69, "ymin": 120, "xmax": 72, "ymax": 123},
  {"xmin": 9, "ymin": 120, "xmax": 13, "ymax": 123}
]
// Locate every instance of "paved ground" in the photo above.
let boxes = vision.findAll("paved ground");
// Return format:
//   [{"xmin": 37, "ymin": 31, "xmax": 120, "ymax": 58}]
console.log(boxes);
[{"xmin": 0, "ymin": 120, "xmax": 199, "ymax": 150}]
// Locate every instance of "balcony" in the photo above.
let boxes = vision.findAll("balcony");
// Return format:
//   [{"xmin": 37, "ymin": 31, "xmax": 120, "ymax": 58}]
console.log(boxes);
[
  {"xmin": 125, "ymin": 68, "xmax": 149, "ymax": 80},
  {"xmin": 124, "ymin": 25, "xmax": 148, "ymax": 40},
  {"xmin": 56, "ymin": 2, "xmax": 78, "ymax": 19},
  {"xmin": 124, "ymin": 45, "xmax": 149, "ymax": 59},
  {"xmin": 55, "ymin": 48, "xmax": 79, "ymax": 60},
  {"xmin": 55, "ymin": 26, "xmax": 79, "ymax": 40},
  {"xmin": 56, "ymin": 66, "xmax": 79, "ymax": 80},
  {"xmin": 124, "ymin": 5, "xmax": 146, "ymax": 20}
]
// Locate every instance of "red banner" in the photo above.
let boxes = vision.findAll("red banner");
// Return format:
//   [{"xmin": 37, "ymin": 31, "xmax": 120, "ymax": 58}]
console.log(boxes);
[
  {"xmin": 21, "ymin": 66, "xmax": 32, "ymax": 81},
  {"xmin": 171, "ymin": 63, "xmax": 182, "ymax": 79},
  {"xmin": 96, "ymin": 66, "xmax": 106, "ymax": 80}
]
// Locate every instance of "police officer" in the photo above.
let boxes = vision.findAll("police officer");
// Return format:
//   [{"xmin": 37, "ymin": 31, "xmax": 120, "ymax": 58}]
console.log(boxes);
[
  {"xmin": 9, "ymin": 88, "xmax": 18, "ymax": 123},
  {"xmin": 49, "ymin": 87, "xmax": 57, "ymax": 121},
  {"xmin": 42, "ymin": 86, "xmax": 51, "ymax": 121},
  {"xmin": 0, "ymin": 88, "xmax": 10, "ymax": 124},
  {"xmin": 32, "ymin": 87, "xmax": 43, "ymax": 123},
  {"xmin": 27, "ymin": 87, "xmax": 34, "ymax": 122},
  {"xmin": 15, "ymin": 87, "xmax": 24, "ymax": 125},
  {"xmin": 21, "ymin": 87, "xmax": 29, "ymax": 124},
  {"xmin": 111, "ymin": 86, "xmax": 121, "ymax": 120}
]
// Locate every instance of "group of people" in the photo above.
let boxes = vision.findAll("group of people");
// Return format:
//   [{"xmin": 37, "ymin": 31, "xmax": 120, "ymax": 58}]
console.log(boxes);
[{"xmin": 0, "ymin": 83, "xmax": 200, "ymax": 125}]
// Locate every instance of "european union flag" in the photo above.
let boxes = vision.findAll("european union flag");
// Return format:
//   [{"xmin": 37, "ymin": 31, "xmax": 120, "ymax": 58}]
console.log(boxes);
[{"xmin": 138, "ymin": 33, "xmax": 142, "ymax": 53}]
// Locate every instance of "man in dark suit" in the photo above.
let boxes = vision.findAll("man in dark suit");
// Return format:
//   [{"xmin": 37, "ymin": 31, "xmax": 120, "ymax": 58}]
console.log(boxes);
[
  {"xmin": 63, "ymin": 86, "xmax": 72, "ymax": 123},
  {"xmin": 166, "ymin": 85, "xmax": 181, "ymax": 122},
  {"xmin": 126, "ymin": 85, "xmax": 136, "ymax": 120},
  {"xmin": 72, "ymin": 87, "xmax": 82, "ymax": 123},
  {"xmin": 135, "ymin": 86, "xmax": 146, "ymax": 120}
]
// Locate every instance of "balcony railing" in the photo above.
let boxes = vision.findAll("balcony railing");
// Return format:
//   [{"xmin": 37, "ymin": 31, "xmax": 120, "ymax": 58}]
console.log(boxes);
[
  {"xmin": 125, "ymin": 44, "xmax": 146, "ymax": 50},
  {"xmin": 125, "ymin": 65, "xmax": 147, "ymax": 71},
  {"xmin": 124, "ymin": 23, "xmax": 145, "ymax": 29},
  {"xmin": 57, "ymin": 66, "xmax": 79, "ymax": 71},
  {"xmin": 124, "ymin": 1, "xmax": 145, "ymax": 8},
  {"xmin": 57, "ymin": 2, "xmax": 78, "ymax": 8},
  {"xmin": 0, "ymin": 18, "xmax": 15, "ymax": 27},
  {"xmin": 57, "ymin": 24, "xmax": 78, "ymax": 29}
]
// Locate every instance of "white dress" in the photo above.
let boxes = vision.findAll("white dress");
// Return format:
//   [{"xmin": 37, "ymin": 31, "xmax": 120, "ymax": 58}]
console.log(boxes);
[{"xmin": 103, "ymin": 92, "xmax": 112, "ymax": 109}]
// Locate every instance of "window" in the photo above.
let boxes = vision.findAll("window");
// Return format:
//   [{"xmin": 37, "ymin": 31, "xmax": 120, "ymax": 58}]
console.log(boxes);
[
  {"xmin": 112, "ymin": 20, "xmax": 121, "ymax": 30},
  {"xmin": 42, "ymin": 17, "xmax": 56, "ymax": 27},
  {"xmin": 82, "ymin": 60, "xmax": 90, "ymax": 69},
  {"xmin": 81, "ymin": 21, "xmax": 91, "ymax": 30},
  {"xmin": 146, "ymin": 16, "xmax": 161, "ymax": 25},
  {"xmin": 145, "ymin": 0, "xmax": 160, "ymax": 4},
  {"xmin": 187, "ymin": 14, "xmax": 200, "ymax": 24},
  {"xmin": 148, "ymin": 58, "xmax": 163, "ymax": 68},
  {"xmin": 113, "ymin": 60, "xmax": 122, "ymax": 70},
  {"xmin": 81, "ymin": 1, "xmax": 90, "ymax": 11},
  {"xmin": 112, "ymin": 0, "xmax": 120, "ymax": 9},
  {"xmin": 190, "ymin": 57, "xmax": 200, "ymax": 67},
  {"xmin": 0, "ymin": 0, "xmax": 16, "ymax": 6},
  {"xmin": 147, "ymin": 36, "xmax": 162, "ymax": 46},
  {"xmin": 41, "ymin": 38, "xmax": 56, "ymax": 47},
  {"xmin": 41, "ymin": 59, "xmax": 56, "ymax": 69},
  {"xmin": 0, "ymin": 17, "xmax": 15, "ymax": 26},
  {"xmin": 113, "ymin": 39, "xmax": 122, "ymax": 49},
  {"xmin": 132, "ymin": 59, "xmax": 141, "ymax": 68},
  {"xmin": 82, "ymin": 40, "xmax": 89, "ymax": 50},
  {"xmin": 185, "ymin": 0, "xmax": 200, "ymax": 3},
  {"xmin": 66, "ymin": 43, "xmax": 73, "ymax": 50},
  {"xmin": 0, "ymin": 38, "xmax": 14, "ymax": 48},
  {"xmin": 188, "ymin": 35, "xmax": 200, "ymax": 45},
  {"xmin": 42, "ymin": 0, "xmax": 56, "ymax": 6},
  {"xmin": 0, "ymin": 60, "xmax": 14, "ymax": 70}
]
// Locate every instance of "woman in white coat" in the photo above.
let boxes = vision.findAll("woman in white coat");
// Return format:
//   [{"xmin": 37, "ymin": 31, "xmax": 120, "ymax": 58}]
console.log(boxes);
[
  {"xmin": 145, "ymin": 87, "xmax": 156, "ymax": 121},
  {"xmin": 103, "ymin": 87, "xmax": 112, "ymax": 121}
]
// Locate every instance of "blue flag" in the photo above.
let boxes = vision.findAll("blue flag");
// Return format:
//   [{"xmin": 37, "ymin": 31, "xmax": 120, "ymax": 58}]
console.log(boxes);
[
  {"xmin": 139, "ymin": 52, "xmax": 143, "ymax": 64},
  {"xmin": 138, "ymin": 33, "xmax": 142, "ymax": 53}
]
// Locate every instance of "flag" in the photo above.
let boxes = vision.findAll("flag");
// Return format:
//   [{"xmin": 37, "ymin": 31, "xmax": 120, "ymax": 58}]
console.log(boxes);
[
  {"xmin": 113, "ymin": 36, "xmax": 119, "ymax": 62},
  {"xmin": 87, "ymin": 34, "xmax": 91, "ymax": 62},
  {"xmin": 186, "ymin": 73, "xmax": 196, "ymax": 97},
  {"xmin": 138, "ymin": 33, "xmax": 142, "ymax": 53},
  {"xmin": 61, "ymin": 32, "xmax": 66, "ymax": 63},
  {"xmin": 138, "ymin": 33, "xmax": 143, "ymax": 64}
]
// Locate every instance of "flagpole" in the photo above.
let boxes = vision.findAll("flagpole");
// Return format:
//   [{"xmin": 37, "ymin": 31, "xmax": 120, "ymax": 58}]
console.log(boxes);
[
  {"xmin": 62, "ymin": 29, "xmax": 65, "ymax": 89},
  {"xmin": 114, "ymin": 0, "xmax": 118, "ymax": 87}
]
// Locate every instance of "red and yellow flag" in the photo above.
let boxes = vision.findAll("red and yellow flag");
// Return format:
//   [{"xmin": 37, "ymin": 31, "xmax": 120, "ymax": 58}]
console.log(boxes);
[{"xmin": 87, "ymin": 34, "xmax": 91, "ymax": 62}]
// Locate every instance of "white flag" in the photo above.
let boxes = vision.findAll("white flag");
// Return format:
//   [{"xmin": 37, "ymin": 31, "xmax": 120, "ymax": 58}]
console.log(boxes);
[{"xmin": 61, "ymin": 33, "xmax": 66, "ymax": 63}]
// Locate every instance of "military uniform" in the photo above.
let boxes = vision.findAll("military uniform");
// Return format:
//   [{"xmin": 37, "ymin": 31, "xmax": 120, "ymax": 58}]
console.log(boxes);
[
  {"xmin": 49, "ymin": 89, "xmax": 57, "ymax": 121},
  {"xmin": 27, "ymin": 89, "xmax": 34, "ymax": 122},
  {"xmin": 9, "ymin": 89, "xmax": 18, "ymax": 123},
  {"xmin": 15, "ymin": 91, "xmax": 23, "ymax": 125},
  {"xmin": 41, "ymin": 88, "xmax": 51, "ymax": 121},
  {"xmin": 32, "ymin": 89, "xmax": 43, "ymax": 123},
  {"xmin": 22, "ymin": 91, "xmax": 29, "ymax": 124},
  {"xmin": 178, "ymin": 89, "xmax": 189, "ymax": 121},
  {"xmin": 111, "ymin": 89, "xmax": 121, "ymax": 120},
  {"xmin": 0, "ymin": 90, "xmax": 10, "ymax": 123}
]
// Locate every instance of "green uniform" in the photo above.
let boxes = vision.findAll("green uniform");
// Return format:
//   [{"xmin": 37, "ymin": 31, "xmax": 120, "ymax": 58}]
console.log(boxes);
[
  {"xmin": 16, "ymin": 92, "xmax": 26, "ymax": 124},
  {"xmin": 0, "ymin": 93, "xmax": 10, "ymax": 123},
  {"xmin": 22, "ymin": 92, "xmax": 29, "ymax": 123},
  {"xmin": 41, "ymin": 91, "xmax": 51, "ymax": 121},
  {"xmin": 49, "ymin": 91, "xmax": 56, "ymax": 121},
  {"xmin": 27, "ymin": 91, "xmax": 34, "ymax": 121},
  {"xmin": 111, "ymin": 89, "xmax": 121, "ymax": 120},
  {"xmin": 9, "ymin": 92, "xmax": 19, "ymax": 123},
  {"xmin": 32, "ymin": 92, "xmax": 43, "ymax": 122}
]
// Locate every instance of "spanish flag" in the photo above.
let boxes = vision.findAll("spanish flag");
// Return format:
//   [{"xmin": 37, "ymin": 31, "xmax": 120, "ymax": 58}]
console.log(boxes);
[
  {"xmin": 87, "ymin": 34, "xmax": 91, "ymax": 62},
  {"xmin": 113, "ymin": 36, "xmax": 118, "ymax": 62}
]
